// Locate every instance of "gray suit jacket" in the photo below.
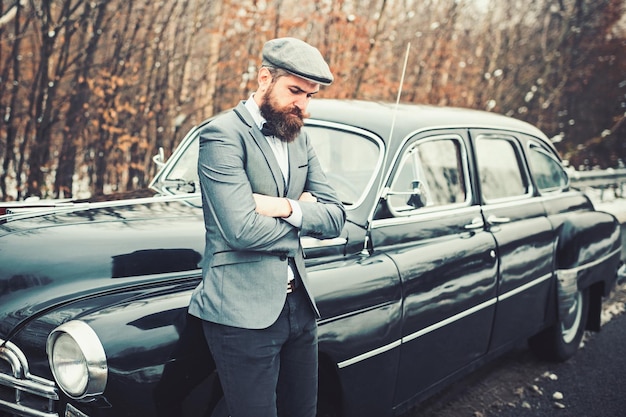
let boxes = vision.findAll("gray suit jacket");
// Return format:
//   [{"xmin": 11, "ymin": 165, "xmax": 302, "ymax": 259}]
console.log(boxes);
[{"xmin": 188, "ymin": 101, "xmax": 346, "ymax": 329}]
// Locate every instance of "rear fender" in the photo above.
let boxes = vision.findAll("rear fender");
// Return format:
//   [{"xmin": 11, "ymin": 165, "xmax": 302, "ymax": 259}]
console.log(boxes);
[{"xmin": 554, "ymin": 211, "xmax": 621, "ymax": 326}]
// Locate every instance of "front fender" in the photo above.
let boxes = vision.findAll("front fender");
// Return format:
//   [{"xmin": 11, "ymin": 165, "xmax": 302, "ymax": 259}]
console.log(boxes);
[
  {"xmin": 35, "ymin": 286, "xmax": 219, "ymax": 417},
  {"xmin": 82, "ymin": 290, "xmax": 218, "ymax": 417}
]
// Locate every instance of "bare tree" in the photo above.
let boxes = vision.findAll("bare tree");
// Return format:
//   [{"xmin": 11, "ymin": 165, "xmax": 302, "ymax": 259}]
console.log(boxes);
[
  {"xmin": 53, "ymin": 1, "xmax": 108, "ymax": 198},
  {"xmin": 0, "ymin": 1, "xmax": 32, "ymax": 200},
  {"xmin": 0, "ymin": 0, "xmax": 623, "ymax": 201}
]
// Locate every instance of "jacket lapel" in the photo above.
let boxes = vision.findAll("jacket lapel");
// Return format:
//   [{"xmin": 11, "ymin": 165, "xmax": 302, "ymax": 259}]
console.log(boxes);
[
  {"xmin": 234, "ymin": 102, "xmax": 286, "ymax": 197},
  {"xmin": 286, "ymin": 141, "xmax": 300, "ymax": 199}
]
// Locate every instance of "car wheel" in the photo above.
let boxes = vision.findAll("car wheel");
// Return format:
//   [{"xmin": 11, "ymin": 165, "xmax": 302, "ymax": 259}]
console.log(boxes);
[{"xmin": 529, "ymin": 288, "xmax": 589, "ymax": 362}]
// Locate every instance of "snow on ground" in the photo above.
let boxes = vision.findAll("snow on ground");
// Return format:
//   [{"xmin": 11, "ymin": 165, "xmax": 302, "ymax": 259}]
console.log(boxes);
[{"xmin": 583, "ymin": 188, "xmax": 626, "ymax": 224}]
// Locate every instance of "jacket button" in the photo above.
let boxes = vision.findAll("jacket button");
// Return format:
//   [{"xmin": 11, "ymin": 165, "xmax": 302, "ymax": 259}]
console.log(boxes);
[{"xmin": 279, "ymin": 254, "xmax": 287, "ymax": 261}]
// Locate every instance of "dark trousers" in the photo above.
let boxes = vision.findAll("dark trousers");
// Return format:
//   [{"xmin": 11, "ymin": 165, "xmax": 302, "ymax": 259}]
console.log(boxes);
[{"xmin": 202, "ymin": 286, "xmax": 318, "ymax": 417}]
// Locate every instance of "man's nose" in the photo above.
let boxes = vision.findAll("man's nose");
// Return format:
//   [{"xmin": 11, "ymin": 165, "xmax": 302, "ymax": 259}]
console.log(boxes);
[{"xmin": 294, "ymin": 96, "xmax": 309, "ymax": 110}]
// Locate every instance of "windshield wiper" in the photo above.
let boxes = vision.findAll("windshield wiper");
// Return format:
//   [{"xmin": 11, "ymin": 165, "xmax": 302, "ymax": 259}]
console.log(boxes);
[{"xmin": 161, "ymin": 178, "xmax": 196, "ymax": 193}]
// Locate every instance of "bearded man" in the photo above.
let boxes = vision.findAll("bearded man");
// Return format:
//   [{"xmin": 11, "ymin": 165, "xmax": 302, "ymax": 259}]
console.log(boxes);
[{"xmin": 188, "ymin": 37, "xmax": 346, "ymax": 417}]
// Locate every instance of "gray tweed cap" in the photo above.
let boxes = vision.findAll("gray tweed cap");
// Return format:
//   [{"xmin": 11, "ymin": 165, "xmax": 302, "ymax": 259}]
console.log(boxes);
[{"xmin": 262, "ymin": 37, "xmax": 334, "ymax": 85}]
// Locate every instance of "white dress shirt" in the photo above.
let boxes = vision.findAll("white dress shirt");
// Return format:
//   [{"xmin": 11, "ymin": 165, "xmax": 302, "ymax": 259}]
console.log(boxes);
[{"xmin": 245, "ymin": 95, "xmax": 302, "ymax": 288}]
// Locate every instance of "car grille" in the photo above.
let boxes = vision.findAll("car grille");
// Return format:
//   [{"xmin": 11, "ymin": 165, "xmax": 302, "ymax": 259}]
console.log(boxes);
[{"xmin": 0, "ymin": 339, "xmax": 59, "ymax": 417}]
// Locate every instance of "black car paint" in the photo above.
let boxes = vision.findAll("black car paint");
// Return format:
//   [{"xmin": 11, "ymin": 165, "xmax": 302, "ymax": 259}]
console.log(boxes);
[{"xmin": 0, "ymin": 100, "xmax": 622, "ymax": 417}]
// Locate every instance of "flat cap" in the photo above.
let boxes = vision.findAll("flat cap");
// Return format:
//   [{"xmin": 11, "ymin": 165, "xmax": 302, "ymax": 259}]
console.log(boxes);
[{"xmin": 262, "ymin": 37, "xmax": 334, "ymax": 85}]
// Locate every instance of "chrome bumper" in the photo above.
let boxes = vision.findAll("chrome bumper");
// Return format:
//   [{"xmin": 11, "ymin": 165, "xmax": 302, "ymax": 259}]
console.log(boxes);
[{"xmin": 0, "ymin": 339, "xmax": 59, "ymax": 417}]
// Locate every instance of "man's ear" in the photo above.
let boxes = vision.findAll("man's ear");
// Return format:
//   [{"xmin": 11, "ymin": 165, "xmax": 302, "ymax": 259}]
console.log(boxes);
[{"xmin": 258, "ymin": 67, "xmax": 273, "ymax": 91}]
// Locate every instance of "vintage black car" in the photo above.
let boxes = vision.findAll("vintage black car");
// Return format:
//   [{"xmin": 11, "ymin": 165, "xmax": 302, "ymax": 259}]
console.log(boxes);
[{"xmin": 0, "ymin": 100, "xmax": 623, "ymax": 417}]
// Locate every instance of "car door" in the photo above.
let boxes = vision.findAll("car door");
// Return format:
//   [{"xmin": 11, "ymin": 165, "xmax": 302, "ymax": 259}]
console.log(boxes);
[
  {"xmin": 471, "ymin": 130, "xmax": 555, "ymax": 350},
  {"xmin": 303, "ymin": 123, "xmax": 405, "ymax": 417},
  {"xmin": 369, "ymin": 130, "xmax": 499, "ymax": 409}
]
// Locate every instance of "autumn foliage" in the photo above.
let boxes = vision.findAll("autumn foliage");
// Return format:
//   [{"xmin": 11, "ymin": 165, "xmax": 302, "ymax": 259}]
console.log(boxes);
[{"xmin": 0, "ymin": 0, "xmax": 624, "ymax": 200}]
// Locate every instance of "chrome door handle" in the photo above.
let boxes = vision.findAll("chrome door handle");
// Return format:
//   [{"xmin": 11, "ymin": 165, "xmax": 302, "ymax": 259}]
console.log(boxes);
[
  {"xmin": 487, "ymin": 215, "xmax": 511, "ymax": 224},
  {"xmin": 464, "ymin": 217, "xmax": 485, "ymax": 230}
]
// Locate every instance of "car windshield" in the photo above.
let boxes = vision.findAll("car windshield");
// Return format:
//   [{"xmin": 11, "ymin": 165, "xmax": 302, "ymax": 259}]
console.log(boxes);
[{"xmin": 154, "ymin": 123, "xmax": 382, "ymax": 207}]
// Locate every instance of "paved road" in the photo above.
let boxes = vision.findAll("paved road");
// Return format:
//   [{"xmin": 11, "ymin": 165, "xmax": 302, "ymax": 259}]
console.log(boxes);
[
  {"xmin": 496, "ymin": 310, "xmax": 626, "ymax": 417},
  {"xmin": 404, "ymin": 223, "xmax": 626, "ymax": 417},
  {"xmin": 494, "ymin": 224, "xmax": 626, "ymax": 417}
]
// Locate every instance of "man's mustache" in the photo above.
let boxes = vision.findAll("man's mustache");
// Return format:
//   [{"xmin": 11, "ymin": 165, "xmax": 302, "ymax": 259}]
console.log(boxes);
[{"xmin": 290, "ymin": 107, "xmax": 310, "ymax": 119}]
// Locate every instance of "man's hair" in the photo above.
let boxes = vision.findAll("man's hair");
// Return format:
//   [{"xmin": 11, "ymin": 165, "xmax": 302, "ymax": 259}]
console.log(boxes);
[{"xmin": 264, "ymin": 66, "xmax": 290, "ymax": 82}]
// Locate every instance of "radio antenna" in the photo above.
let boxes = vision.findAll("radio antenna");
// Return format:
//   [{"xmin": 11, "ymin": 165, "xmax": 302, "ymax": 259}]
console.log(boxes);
[
  {"xmin": 390, "ymin": 43, "xmax": 411, "ymax": 140},
  {"xmin": 362, "ymin": 42, "xmax": 411, "ymax": 255}
]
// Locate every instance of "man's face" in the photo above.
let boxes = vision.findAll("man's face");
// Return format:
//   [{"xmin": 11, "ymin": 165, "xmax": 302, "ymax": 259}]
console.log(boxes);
[{"xmin": 260, "ymin": 73, "xmax": 319, "ymax": 143}]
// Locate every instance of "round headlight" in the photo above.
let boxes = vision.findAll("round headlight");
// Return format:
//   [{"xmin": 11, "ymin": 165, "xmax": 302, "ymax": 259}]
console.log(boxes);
[
  {"xmin": 46, "ymin": 320, "xmax": 107, "ymax": 399},
  {"xmin": 50, "ymin": 333, "xmax": 89, "ymax": 396}
]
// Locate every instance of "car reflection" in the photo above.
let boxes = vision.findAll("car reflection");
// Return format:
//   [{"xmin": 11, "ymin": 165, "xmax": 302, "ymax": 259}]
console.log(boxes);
[{"xmin": 112, "ymin": 249, "xmax": 202, "ymax": 278}]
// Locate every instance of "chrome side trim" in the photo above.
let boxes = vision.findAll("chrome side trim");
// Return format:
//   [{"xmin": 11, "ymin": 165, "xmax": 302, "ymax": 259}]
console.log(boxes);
[
  {"xmin": 336, "ymin": 298, "xmax": 497, "ymax": 369},
  {"xmin": 336, "ymin": 271, "xmax": 560, "ymax": 369},
  {"xmin": 556, "ymin": 247, "xmax": 622, "ymax": 275},
  {"xmin": 337, "ymin": 340, "xmax": 402, "ymax": 369},
  {"xmin": 498, "ymin": 273, "xmax": 552, "ymax": 301},
  {"xmin": 401, "ymin": 298, "xmax": 498, "ymax": 344}
]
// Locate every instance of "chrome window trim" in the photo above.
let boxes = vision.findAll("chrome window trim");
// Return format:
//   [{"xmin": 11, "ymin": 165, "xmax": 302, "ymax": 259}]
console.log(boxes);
[
  {"xmin": 474, "ymin": 133, "xmax": 535, "ymax": 203},
  {"xmin": 370, "ymin": 205, "xmax": 481, "ymax": 229},
  {"xmin": 365, "ymin": 125, "xmax": 549, "ymax": 227},
  {"xmin": 526, "ymin": 139, "xmax": 571, "ymax": 193},
  {"xmin": 384, "ymin": 134, "xmax": 473, "ymax": 217},
  {"xmin": 152, "ymin": 118, "xmax": 386, "ymax": 211},
  {"xmin": 367, "ymin": 128, "xmax": 471, "ymax": 227},
  {"xmin": 482, "ymin": 189, "xmax": 586, "ymax": 210}
]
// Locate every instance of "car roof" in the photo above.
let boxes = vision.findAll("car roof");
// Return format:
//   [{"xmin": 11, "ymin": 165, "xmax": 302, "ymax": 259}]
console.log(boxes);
[{"xmin": 306, "ymin": 99, "xmax": 549, "ymax": 144}]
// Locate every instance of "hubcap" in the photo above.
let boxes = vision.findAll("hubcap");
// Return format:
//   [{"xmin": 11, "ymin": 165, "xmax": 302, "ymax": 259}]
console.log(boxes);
[{"xmin": 561, "ymin": 290, "xmax": 583, "ymax": 344}]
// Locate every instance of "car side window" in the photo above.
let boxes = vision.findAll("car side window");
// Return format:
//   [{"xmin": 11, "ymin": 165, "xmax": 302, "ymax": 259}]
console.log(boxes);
[
  {"xmin": 475, "ymin": 136, "xmax": 529, "ymax": 201},
  {"xmin": 527, "ymin": 142, "xmax": 569, "ymax": 192},
  {"xmin": 388, "ymin": 136, "xmax": 468, "ymax": 213}
]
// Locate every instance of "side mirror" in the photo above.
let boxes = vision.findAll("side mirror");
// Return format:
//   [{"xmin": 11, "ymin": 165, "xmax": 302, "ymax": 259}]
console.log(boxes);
[
  {"xmin": 380, "ymin": 180, "xmax": 429, "ymax": 211},
  {"xmin": 152, "ymin": 147, "xmax": 166, "ymax": 168},
  {"xmin": 406, "ymin": 180, "xmax": 427, "ymax": 208}
]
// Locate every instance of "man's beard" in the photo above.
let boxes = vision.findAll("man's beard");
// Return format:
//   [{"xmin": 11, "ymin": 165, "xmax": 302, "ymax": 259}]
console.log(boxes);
[{"xmin": 260, "ymin": 85, "xmax": 309, "ymax": 143}]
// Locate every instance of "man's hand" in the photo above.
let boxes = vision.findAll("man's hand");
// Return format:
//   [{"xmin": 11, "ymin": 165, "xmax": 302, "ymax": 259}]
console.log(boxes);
[
  {"xmin": 298, "ymin": 192, "xmax": 317, "ymax": 203},
  {"xmin": 253, "ymin": 192, "xmax": 317, "ymax": 218},
  {"xmin": 253, "ymin": 194, "xmax": 292, "ymax": 217}
]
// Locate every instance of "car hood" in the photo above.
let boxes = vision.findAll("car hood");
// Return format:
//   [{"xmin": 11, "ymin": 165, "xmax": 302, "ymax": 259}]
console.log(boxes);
[{"xmin": 0, "ymin": 195, "xmax": 205, "ymax": 342}]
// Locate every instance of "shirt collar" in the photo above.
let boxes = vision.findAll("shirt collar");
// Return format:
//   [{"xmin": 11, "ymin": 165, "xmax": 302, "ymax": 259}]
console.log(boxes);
[{"xmin": 244, "ymin": 94, "xmax": 265, "ymax": 130}]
